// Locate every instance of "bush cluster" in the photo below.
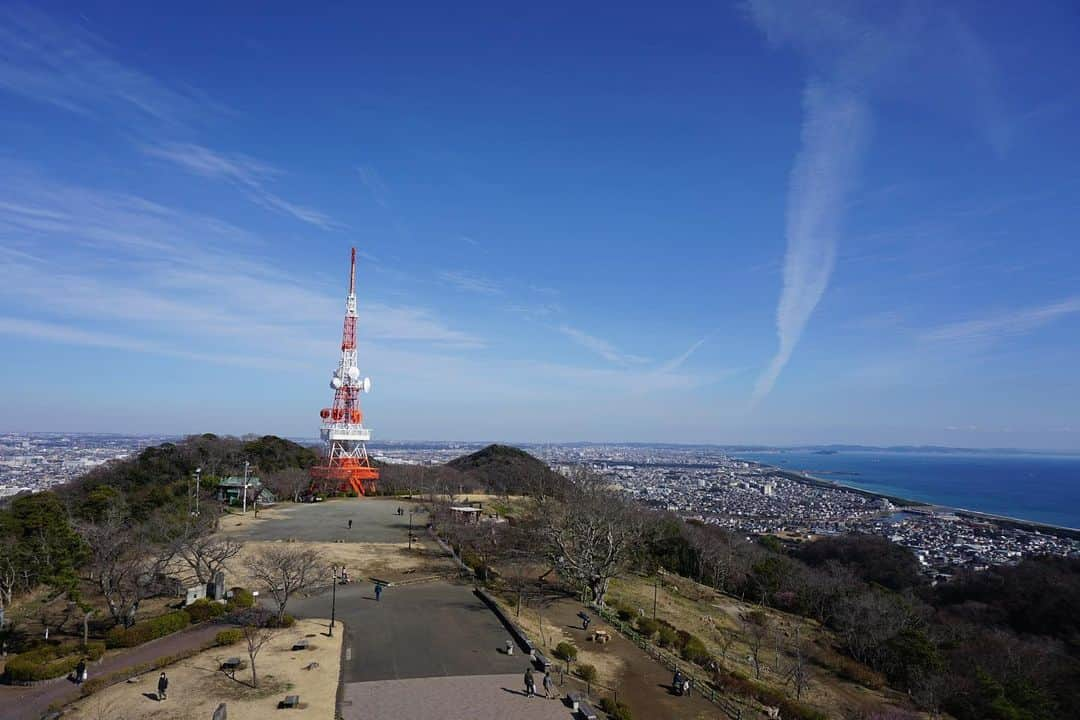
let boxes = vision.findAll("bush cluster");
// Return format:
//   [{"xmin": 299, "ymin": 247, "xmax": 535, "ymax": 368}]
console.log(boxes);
[
  {"xmin": 226, "ymin": 587, "xmax": 255, "ymax": 611},
  {"xmin": 574, "ymin": 663, "xmax": 598, "ymax": 682},
  {"xmin": 215, "ymin": 629, "xmax": 244, "ymax": 646},
  {"xmin": 3, "ymin": 642, "xmax": 106, "ymax": 682},
  {"xmin": 599, "ymin": 696, "xmax": 634, "ymax": 720},
  {"xmin": 717, "ymin": 671, "xmax": 828, "ymax": 720},
  {"xmin": 267, "ymin": 613, "xmax": 296, "ymax": 628},
  {"xmin": 186, "ymin": 598, "xmax": 226, "ymax": 623},
  {"xmin": 635, "ymin": 617, "xmax": 660, "ymax": 638},
  {"xmin": 553, "ymin": 641, "xmax": 578, "ymax": 662},
  {"xmin": 106, "ymin": 610, "xmax": 191, "ymax": 648},
  {"xmin": 657, "ymin": 625, "xmax": 678, "ymax": 648}
]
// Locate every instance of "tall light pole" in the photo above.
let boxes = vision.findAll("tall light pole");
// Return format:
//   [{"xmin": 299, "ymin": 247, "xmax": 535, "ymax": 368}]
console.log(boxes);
[
  {"xmin": 653, "ymin": 572, "xmax": 660, "ymax": 620},
  {"xmin": 194, "ymin": 467, "xmax": 202, "ymax": 517},
  {"xmin": 242, "ymin": 461, "xmax": 250, "ymax": 514},
  {"xmin": 408, "ymin": 509, "xmax": 415, "ymax": 550},
  {"xmin": 329, "ymin": 566, "xmax": 338, "ymax": 637}
]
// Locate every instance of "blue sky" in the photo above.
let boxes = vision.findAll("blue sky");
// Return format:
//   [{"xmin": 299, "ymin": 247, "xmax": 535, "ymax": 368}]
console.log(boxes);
[{"xmin": 1, "ymin": 1, "xmax": 1078, "ymax": 449}]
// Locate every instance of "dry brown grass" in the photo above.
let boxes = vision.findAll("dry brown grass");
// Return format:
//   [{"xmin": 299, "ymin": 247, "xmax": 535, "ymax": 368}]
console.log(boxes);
[{"xmin": 65, "ymin": 618, "xmax": 342, "ymax": 720}]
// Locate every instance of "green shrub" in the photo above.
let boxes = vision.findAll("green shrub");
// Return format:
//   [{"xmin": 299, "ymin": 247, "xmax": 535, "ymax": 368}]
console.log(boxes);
[
  {"xmin": 4, "ymin": 647, "xmax": 78, "ymax": 682},
  {"xmin": 614, "ymin": 603, "xmax": 635, "ymax": 622},
  {"xmin": 575, "ymin": 663, "xmax": 598, "ymax": 682},
  {"xmin": 657, "ymin": 625, "xmax": 678, "ymax": 648},
  {"xmin": 635, "ymin": 617, "xmax": 660, "ymax": 638},
  {"xmin": 599, "ymin": 696, "xmax": 634, "ymax": 720},
  {"xmin": 266, "ymin": 613, "xmax": 296, "ymax": 628},
  {"xmin": 187, "ymin": 598, "xmax": 226, "ymax": 623},
  {"xmin": 680, "ymin": 635, "xmax": 710, "ymax": 664},
  {"xmin": 226, "ymin": 588, "xmax": 254, "ymax": 611},
  {"xmin": 106, "ymin": 610, "xmax": 191, "ymax": 648},
  {"xmin": 553, "ymin": 641, "xmax": 578, "ymax": 662},
  {"xmin": 215, "ymin": 629, "xmax": 243, "ymax": 646}
]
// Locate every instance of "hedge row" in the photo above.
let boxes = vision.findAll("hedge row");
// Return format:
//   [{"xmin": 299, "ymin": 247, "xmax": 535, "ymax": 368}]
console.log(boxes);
[
  {"xmin": 106, "ymin": 610, "xmax": 191, "ymax": 648},
  {"xmin": 3, "ymin": 642, "xmax": 106, "ymax": 682}
]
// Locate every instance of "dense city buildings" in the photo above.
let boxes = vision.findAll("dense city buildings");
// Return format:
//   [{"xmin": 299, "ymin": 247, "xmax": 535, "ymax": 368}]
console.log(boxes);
[{"xmin": 0, "ymin": 432, "xmax": 169, "ymax": 498}]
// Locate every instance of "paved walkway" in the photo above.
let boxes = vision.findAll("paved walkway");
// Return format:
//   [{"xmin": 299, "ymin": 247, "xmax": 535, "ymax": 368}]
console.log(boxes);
[
  {"xmin": 343, "ymin": 674, "xmax": 576, "ymax": 720},
  {"xmin": 228, "ymin": 497, "xmax": 424, "ymax": 544},
  {"xmin": 0, "ymin": 622, "xmax": 225, "ymax": 720}
]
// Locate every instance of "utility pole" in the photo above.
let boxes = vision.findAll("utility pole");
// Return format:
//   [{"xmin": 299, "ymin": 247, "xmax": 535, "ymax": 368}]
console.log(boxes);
[
  {"xmin": 408, "ymin": 509, "xmax": 414, "ymax": 549},
  {"xmin": 194, "ymin": 467, "xmax": 201, "ymax": 517}
]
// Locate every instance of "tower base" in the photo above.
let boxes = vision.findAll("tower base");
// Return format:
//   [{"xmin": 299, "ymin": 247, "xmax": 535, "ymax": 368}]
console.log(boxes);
[{"xmin": 310, "ymin": 460, "xmax": 379, "ymax": 496}]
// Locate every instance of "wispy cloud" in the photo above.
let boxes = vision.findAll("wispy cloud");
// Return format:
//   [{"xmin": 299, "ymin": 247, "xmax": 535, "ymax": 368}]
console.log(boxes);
[
  {"xmin": 0, "ymin": 172, "xmax": 481, "ymax": 367},
  {"xmin": 921, "ymin": 297, "xmax": 1080, "ymax": 344},
  {"xmin": 658, "ymin": 334, "xmax": 711, "ymax": 374},
  {"xmin": 753, "ymin": 82, "xmax": 867, "ymax": 402},
  {"xmin": 439, "ymin": 270, "xmax": 502, "ymax": 296},
  {"xmin": 0, "ymin": 5, "xmax": 207, "ymax": 128},
  {"xmin": 143, "ymin": 142, "xmax": 339, "ymax": 230},
  {"xmin": 746, "ymin": 0, "xmax": 1008, "ymax": 402},
  {"xmin": 358, "ymin": 166, "xmax": 390, "ymax": 209},
  {"xmin": 558, "ymin": 325, "xmax": 650, "ymax": 366}
]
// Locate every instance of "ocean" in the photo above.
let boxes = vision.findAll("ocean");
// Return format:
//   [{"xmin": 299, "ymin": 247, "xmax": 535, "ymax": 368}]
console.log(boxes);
[{"xmin": 731, "ymin": 450, "xmax": 1080, "ymax": 530}]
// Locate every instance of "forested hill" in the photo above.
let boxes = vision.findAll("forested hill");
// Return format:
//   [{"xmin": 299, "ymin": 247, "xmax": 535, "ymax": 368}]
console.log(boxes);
[
  {"xmin": 446, "ymin": 444, "xmax": 566, "ymax": 495},
  {"xmin": 53, "ymin": 434, "xmax": 317, "ymax": 521}
]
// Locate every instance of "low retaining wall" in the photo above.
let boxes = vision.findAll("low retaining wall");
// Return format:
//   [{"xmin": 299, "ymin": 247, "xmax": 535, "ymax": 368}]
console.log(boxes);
[{"xmin": 473, "ymin": 589, "xmax": 532, "ymax": 654}]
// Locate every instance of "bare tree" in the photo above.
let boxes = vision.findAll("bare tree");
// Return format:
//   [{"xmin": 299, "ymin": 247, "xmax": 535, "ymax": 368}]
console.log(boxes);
[
  {"xmin": 741, "ymin": 610, "xmax": 770, "ymax": 679},
  {"xmin": 239, "ymin": 610, "xmax": 277, "ymax": 688},
  {"xmin": 245, "ymin": 546, "xmax": 326, "ymax": 622},
  {"xmin": 264, "ymin": 468, "xmax": 310, "ymax": 503},
  {"xmin": 785, "ymin": 628, "xmax": 811, "ymax": 700},
  {"xmin": 176, "ymin": 531, "xmax": 243, "ymax": 585},
  {"xmin": 535, "ymin": 470, "xmax": 641, "ymax": 606}
]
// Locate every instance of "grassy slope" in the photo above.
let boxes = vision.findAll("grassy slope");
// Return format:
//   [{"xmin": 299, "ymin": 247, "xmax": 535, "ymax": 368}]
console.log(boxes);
[{"xmin": 606, "ymin": 572, "xmax": 920, "ymax": 718}]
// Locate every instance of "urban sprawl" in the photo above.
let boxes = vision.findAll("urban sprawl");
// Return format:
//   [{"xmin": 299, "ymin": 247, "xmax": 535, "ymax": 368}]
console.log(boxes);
[{"xmin": 4, "ymin": 434, "xmax": 1077, "ymax": 580}]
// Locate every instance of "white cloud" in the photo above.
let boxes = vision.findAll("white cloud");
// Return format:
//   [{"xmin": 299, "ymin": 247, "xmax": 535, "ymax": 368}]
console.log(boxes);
[
  {"xmin": 921, "ymin": 297, "xmax": 1080, "ymax": 344},
  {"xmin": 0, "ymin": 174, "xmax": 482, "ymax": 368},
  {"xmin": 143, "ymin": 142, "xmax": 339, "ymax": 230},
  {"xmin": 753, "ymin": 82, "xmax": 867, "ymax": 401},
  {"xmin": 440, "ymin": 270, "xmax": 502, "ymax": 296},
  {"xmin": 558, "ymin": 325, "xmax": 650, "ymax": 366},
  {"xmin": 0, "ymin": 5, "xmax": 206, "ymax": 127}
]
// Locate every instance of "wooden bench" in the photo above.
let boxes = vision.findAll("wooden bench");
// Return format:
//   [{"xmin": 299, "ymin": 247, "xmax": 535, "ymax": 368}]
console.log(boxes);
[
  {"xmin": 532, "ymin": 651, "xmax": 552, "ymax": 671},
  {"xmin": 291, "ymin": 639, "xmax": 309, "ymax": 651},
  {"xmin": 220, "ymin": 657, "xmax": 241, "ymax": 678},
  {"xmin": 279, "ymin": 695, "xmax": 299, "ymax": 709}
]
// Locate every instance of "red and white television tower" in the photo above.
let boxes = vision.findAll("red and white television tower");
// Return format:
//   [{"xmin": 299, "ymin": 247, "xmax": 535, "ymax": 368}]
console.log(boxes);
[{"xmin": 310, "ymin": 248, "xmax": 379, "ymax": 495}]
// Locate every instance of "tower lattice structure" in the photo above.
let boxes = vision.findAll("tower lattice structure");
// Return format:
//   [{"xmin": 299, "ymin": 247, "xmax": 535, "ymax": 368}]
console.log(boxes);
[{"xmin": 310, "ymin": 247, "xmax": 379, "ymax": 495}]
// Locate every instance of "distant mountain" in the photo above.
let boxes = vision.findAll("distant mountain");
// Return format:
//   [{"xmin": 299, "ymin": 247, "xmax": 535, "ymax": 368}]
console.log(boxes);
[{"xmin": 447, "ymin": 444, "xmax": 565, "ymax": 495}]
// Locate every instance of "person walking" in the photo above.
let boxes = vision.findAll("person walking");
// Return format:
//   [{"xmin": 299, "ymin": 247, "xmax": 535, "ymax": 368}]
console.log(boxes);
[
  {"xmin": 75, "ymin": 658, "xmax": 86, "ymax": 685},
  {"xmin": 157, "ymin": 671, "xmax": 169, "ymax": 701},
  {"xmin": 374, "ymin": 583, "xmax": 383, "ymax": 602},
  {"xmin": 582, "ymin": 614, "xmax": 591, "ymax": 631},
  {"xmin": 672, "ymin": 669, "xmax": 683, "ymax": 696},
  {"xmin": 542, "ymin": 669, "xmax": 554, "ymax": 698},
  {"xmin": 524, "ymin": 667, "xmax": 535, "ymax": 698},
  {"xmin": 348, "ymin": 519, "xmax": 353, "ymax": 530}
]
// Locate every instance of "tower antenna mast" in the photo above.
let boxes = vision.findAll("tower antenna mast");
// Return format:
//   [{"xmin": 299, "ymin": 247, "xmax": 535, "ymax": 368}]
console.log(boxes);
[{"xmin": 310, "ymin": 247, "xmax": 379, "ymax": 495}]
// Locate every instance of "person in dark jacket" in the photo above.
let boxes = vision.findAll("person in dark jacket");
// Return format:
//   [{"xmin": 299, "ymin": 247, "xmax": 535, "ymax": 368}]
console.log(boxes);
[
  {"xmin": 524, "ymin": 667, "xmax": 536, "ymax": 697},
  {"xmin": 75, "ymin": 658, "xmax": 86, "ymax": 684},
  {"xmin": 374, "ymin": 583, "xmax": 383, "ymax": 601},
  {"xmin": 157, "ymin": 671, "xmax": 169, "ymax": 701}
]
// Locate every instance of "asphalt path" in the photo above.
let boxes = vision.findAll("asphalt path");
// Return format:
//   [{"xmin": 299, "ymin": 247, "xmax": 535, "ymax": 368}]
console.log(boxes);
[
  {"xmin": 289, "ymin": 581, "xmax": 527, "ymax": 682},
  {"xmin": 233, "ymin": 498, "xmax": 423, "ymax": 543}
]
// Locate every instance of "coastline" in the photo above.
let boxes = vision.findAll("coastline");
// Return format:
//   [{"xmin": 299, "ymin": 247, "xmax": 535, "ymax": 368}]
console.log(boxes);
[{"xmin": 739, "ymin": 459, "xmax": 1080, "ymax": 540}]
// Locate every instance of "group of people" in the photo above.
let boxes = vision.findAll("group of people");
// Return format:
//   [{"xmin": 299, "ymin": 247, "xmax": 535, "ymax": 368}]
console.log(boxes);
[
  {"xmin": 522, "ymin": 667, "xmax": 555, "ymax": 698},
  {"xmin": 672, "ymin": 669, "xmax": 692, "ymax": 696}
]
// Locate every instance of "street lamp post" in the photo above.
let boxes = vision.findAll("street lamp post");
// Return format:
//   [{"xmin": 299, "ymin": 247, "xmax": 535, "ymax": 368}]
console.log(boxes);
[
  {"xmin": 329, "ymin": 567, "xmax": 338, "ymax": 637},
  {"xmin": 653, "ymin": 572, "xmax": 659, "ymax": 620},
  {"xmin": 242, "ymin": 461, "xmax": 250, "ymax": 514},
  {"xmin": 194, "ymin": 467, "xmax": 201, "ymax": 517},
  {"xmin": 408, "ymin": 509, "xmax": 415, "ymax": 549}
]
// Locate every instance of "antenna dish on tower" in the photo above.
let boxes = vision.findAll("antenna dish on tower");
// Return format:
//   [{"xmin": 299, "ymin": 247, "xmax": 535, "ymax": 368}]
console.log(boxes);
[{"xmin": 362, "ymin": 377, "xmax": 371, "ymax": 393}]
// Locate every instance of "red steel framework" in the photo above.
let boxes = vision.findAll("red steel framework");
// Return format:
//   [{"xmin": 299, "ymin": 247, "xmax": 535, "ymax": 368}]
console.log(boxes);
[{"xmin": 310, "ymin": 248, "xmax": 379, "ymax": 495}]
